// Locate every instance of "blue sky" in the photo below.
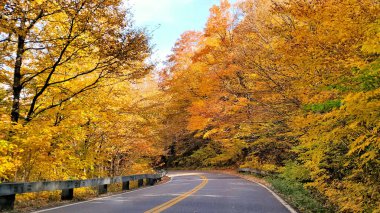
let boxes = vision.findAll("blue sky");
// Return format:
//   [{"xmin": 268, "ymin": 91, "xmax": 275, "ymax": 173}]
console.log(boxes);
[{"xmin": 126, "ymin": 0, "xmax": 222, "ymax": 65}]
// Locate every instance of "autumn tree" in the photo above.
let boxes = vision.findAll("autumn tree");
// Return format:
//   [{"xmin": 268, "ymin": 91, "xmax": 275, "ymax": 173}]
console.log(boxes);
[
  {"xmin": 1, "ymin": 0, "xmax": 151, "ymax": 123},
  {"xmin": 11, "ymin": 76, "xmax": 168, "ymax": 181},
  {"xmin": 0, "ymin": 0, "xmax": 164, "ymax": 182},
  {"xmin": 162, "ymin": 0, "xmax": 379, "ymax": 210}
]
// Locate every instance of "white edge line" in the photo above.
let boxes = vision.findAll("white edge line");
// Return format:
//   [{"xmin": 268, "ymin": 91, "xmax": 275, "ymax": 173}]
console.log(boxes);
[
  {"xmin": 171, "ymin": 172, "xmax": 296, "ymax": 213},
  {"xmin": 33, "ymin": 177, "xmax": 173, "ymax": 213},
  {"xmin": 243, "ymin": 178, "xmax": 297, "ymax": 213}
]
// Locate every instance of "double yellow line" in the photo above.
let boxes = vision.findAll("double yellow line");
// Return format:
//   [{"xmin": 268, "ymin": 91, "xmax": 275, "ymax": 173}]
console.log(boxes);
[{"xmin": 145, "ymin": 175, "xmax": 208, "ymax": 213}]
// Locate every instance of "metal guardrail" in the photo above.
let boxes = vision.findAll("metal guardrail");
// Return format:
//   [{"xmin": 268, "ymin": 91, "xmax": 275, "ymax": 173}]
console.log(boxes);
[
  {"xmin": 0, "ymin": 170, "xmax": 166, "ymax": 211},
  {"xmin": 238, "ymin": 168, "xmax": 272, "ymax": 176}
]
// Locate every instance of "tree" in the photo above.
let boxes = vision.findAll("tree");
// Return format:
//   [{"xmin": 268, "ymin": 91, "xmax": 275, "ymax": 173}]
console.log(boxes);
[
  {"xmin": 1, "ymin": 0, "xmax": 151, "ymax": 123},
  {"xmin": 162, "ymin": 0, "xmax": 380, "ymax": 210},
  {"xmin": 0, "ymin": 0, "xmax": 160, "ymax": 182}
]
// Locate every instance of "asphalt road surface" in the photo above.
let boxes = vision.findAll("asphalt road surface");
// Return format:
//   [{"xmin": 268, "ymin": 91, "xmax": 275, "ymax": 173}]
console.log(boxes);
[{"xmin": 35, "ymin": 171, "xmax": 294, "ymax": 213}]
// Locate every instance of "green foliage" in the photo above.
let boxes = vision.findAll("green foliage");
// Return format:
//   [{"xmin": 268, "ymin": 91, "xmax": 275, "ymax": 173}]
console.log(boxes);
[
  {"xmin": 326, "ymin": 59, "xmax": 380, "ymax": 93},
  {"xmin": 303, "ymin": 100, "xmax": 342, "ymax": 113},
  {"xmin": 179, "ymin": 142, "xmax": 219, "ymax": 168},
  {"xmin": 280, "ymin": 162, "xmax": 311, "ymax": 183},
  {"xmin": 173, "ymin": 139, "xmax": 245, "ymax": 168},
  {"xmin": 356, "ymin": 59, "xmax": 380, "ymax": 91}
]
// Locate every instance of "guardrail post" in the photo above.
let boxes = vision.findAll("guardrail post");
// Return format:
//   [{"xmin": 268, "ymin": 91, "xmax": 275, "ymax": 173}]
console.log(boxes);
[
  {"xmin": 138, "ymin": 179, "xmax": 144, "ymax": 187},
  {"xmin": 148, "ymin": 178, "xmax": 156, "ymax": 186},
  {"xmin": 122, "ymin": 181, "xmax": 129, "ymax": 191},
  {"xmin": 0, "ymin": 194, "xmax": 15, "ymax": 211},
  {"xmin": 98, "ymin": 185, "xmax": 108, "ymax": 195},
  {"xmin": 61, "ymin": 189, "xmax": 74, "ymax": 200}
]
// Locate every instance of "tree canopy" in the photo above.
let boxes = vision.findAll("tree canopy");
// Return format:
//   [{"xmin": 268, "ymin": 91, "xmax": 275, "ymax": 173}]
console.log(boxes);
[
  {"xmin": 1, "ymin": 0, "xmax": 379, "ymax": 211},
  {"xmin": 160, "ymin": 0, "xmax": 380, "ymax": 211}
]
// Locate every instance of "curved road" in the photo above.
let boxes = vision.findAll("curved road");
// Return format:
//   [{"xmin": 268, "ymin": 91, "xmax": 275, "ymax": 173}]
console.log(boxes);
[{"xmin": 35, "ymin": 171, "xmax": 293, "ymax": 213}]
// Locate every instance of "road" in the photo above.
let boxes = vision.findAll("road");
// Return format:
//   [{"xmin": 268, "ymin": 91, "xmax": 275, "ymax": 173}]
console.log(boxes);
[{"xmin": 35, "ymin": 171, "xmax": 294, "ymax": 213}]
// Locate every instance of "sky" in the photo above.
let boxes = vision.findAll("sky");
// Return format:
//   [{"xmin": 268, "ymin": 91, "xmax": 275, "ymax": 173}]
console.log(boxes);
[{"xmin": 126, "ymin": 0, "xmax": 221, "ymax": 65}]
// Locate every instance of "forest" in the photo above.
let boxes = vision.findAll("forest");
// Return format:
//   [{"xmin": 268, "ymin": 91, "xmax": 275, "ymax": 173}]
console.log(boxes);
[{"xmin": 1, "ymin": 0, "xmax": 379, "ymax": 212}]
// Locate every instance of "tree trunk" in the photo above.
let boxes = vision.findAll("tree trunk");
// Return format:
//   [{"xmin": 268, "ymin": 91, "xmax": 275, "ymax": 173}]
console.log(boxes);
[{"xmin": 11, "ymin": 35, "xmax": 25, "ymax": 123}]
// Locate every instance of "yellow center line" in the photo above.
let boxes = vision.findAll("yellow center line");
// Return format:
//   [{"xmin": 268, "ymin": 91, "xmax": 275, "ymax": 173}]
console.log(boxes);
[{"xmin": 144, "ymin": 175, "xmax": 208, "ymax": 213}]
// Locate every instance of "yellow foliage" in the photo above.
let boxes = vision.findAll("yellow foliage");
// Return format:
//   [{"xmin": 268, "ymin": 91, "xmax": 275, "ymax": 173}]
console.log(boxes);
[
  {"xmin": 161, "ymin": 0, "xmax": 380, "ymax": 211},
  {"xmin": 294, "ymin": 88, "xmax": 380, "ymax": 211},
  {"xmin": 187, "ymin": 116, "xmax": 210, "ymax": 131}
]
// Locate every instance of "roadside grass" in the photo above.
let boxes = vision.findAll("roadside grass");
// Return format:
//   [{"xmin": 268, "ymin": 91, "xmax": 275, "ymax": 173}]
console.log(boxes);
[{"xmin": 265, "ymin": 177, "xmax": 336, "ymax": 213}]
